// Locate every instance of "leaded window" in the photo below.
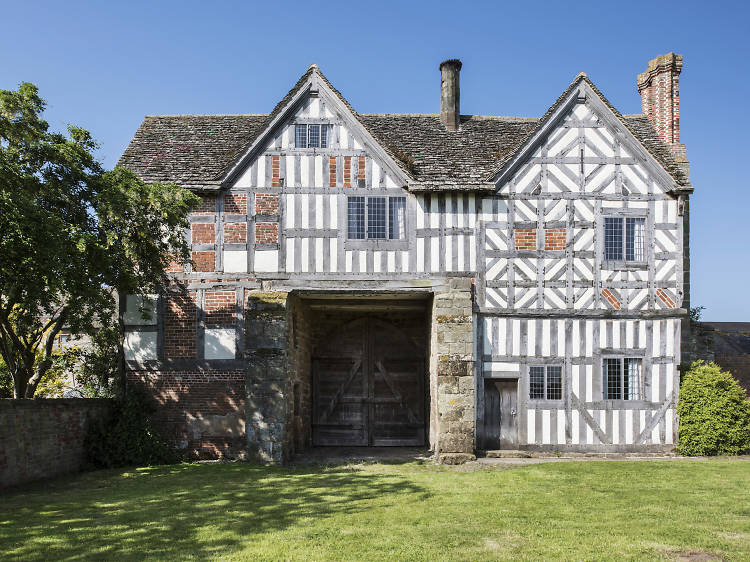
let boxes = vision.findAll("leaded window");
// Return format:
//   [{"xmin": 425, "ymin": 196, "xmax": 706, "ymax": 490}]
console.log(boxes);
[
  {"xmin": 295, "ymin": 124, "xmax": 328, "ymax": 148},
  {"xmin": 529, "ymin": 365, "xmax": 562, "ymax": 400},
  {"xmin": 604, "ymin": 216, "xmax": 646, "ymax": 262},
  {"xmin": 603, "ymin": 358, "xmax": 643, "ymax": 400},
  {"xmin": 347, "ymin": 196, "xmax": 406, "ymax": 241}
]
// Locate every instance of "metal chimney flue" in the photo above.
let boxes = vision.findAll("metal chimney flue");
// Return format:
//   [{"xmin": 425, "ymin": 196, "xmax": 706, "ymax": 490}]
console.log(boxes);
[{"xmin": 440, "ymin": 59, "xmax": 462, "ymax": 131}]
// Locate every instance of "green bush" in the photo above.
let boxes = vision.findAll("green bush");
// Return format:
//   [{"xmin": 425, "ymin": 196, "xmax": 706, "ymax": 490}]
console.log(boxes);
[
  {"xmin": 677, "ymin": 361, "xmax": 750, "ymax": 456},
  {"xmin": 86, "ymin": 388, "xmax": 180, "ymax": 468}
]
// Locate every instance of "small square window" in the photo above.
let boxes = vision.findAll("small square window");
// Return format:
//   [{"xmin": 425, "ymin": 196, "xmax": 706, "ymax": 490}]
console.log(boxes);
[
  {"xmin": 603, "ymin": 357, "xmax": 643, "ymax": 400},
  {"xmin": 295, "ymin": 124, "xmax": 328, "ymax": 148},
  {"xmin": 529, "ymin": 365, "xmax": 563, "ymax": 400},
  {"xmin": 604, "ymin": 216, "xmax": 646, "ymax": 262},
  {"xmin": 347, "ymin": 196, "xmax": 407, "ymax": 241}
]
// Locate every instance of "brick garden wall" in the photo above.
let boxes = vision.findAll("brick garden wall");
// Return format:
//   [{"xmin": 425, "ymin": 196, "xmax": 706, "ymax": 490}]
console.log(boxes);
[{"xmin": 0, "ymin": 399, "xmax": 112, "ymax": 488}]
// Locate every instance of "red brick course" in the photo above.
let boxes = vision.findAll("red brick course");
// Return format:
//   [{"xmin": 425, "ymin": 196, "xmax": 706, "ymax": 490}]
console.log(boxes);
[
  {"xmin": 358, "ymin": 156, "xmax": 366, "ymax": 180},
  {"xmin": 193, "ymin": 195, "xmax": 216, "ymax": 215},
  {"xmin": 224, "ymin": 193, "xmax": 247, "ymax": 215},
  {"xmin": 255, "ymin": 193, "xmax": 279, "ymax": 216},
  {"xmin": 192, "ymin": 251, "xmax": 215, "ymax": 272},
  {"xmin": 126, "ymin": 370, "xmax": 246, "ymax": 459},
  {"xmin": 544, "ymin": 228, "xmax": 566, "ymax": 251},
  {"xmin": 601, "ymin": 288, "xmax": 621, "ymax": 310},
  {"xmin": 205, "ymin": 291, "xmax": 235, "ymax": 325},
  {"xmin": 657, "ymin": 288, "xmax": 676, "ymax": 308},
  {"xmin": 329, "ymin": 156, "xmax": 337, "ymax": 187},
  {"xmin": 255, "ymin": 223, "xmax": 279, "ymax": 244},
  {"xmin": 271, "ymin": 155, "xmax": 280, "ymax": 187},
  {"xmin": 514, "ymin": 228, "xmax": 537, "ymax": 250},
  {"xmin": 343, "ymin": 156, "xmax": 351, "ymax": 187},
  {"xmin": 191, "ymin": 223, "xmax": 215, "ymax": 245},
  {"xmin": 164, "ymin": 292, "xmax": 197, "ymax": 358},
  {"xmin": 224, "ymin": 223, "xmax": 247, "ymax": 244}
]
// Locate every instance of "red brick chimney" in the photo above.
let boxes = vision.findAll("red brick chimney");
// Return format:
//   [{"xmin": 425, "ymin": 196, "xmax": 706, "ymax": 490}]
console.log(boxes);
[{"xmin": 637, "ymin": 53, "xmax": 688, "ymax": 176}]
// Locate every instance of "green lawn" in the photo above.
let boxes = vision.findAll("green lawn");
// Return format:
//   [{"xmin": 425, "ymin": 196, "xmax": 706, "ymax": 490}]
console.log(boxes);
[{"xmin": 1, "ymin": 460, "xmax": 749, "ymax": 561}]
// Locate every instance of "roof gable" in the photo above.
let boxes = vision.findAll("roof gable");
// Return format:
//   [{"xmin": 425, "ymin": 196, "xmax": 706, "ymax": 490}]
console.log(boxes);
[
  {"xmin": 221, "ymin": 65, "xmax": 411, "ymax": 188},
  {"xmin": 490, "ymin": 75, "xmax": 689, "ymax": 193}
]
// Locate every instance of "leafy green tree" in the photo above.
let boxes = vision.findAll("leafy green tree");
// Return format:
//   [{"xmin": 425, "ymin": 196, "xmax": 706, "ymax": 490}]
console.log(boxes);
[
  {"xmin": 0, "ymin": 82, "xmax": 199, "ymax": 398},
  {"xmin": 678, "ymin": 361, "xmax": 750, "ymax": 456}
]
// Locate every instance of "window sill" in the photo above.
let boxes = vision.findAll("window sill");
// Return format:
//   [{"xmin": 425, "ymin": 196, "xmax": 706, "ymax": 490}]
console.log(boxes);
[
  {"xmin": 527, "ymin": 399, "xmax": 565, "ymax": 407},
  {"xmin": 345, "ymin": 239, "xmax": 409, "ymax": 251},
  {"xmin": 601, "ymin": 261, "xmax": 648, "ymax": 271}
]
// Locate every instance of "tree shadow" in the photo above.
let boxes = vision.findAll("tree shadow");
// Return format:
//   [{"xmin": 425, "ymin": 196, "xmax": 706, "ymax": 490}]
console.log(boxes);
[{"xmin": 0, "ymin": 463, "xmax": 429, "ymax": 560}]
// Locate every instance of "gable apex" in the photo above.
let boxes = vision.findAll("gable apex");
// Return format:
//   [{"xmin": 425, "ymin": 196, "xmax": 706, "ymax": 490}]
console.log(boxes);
[
  {"xmin": 220, "ymin": 64, "xmax": 412, "ymax": 188},
  {"xmin": 489, "ymin": 73, "xmax": 690, "ymax": 193}
]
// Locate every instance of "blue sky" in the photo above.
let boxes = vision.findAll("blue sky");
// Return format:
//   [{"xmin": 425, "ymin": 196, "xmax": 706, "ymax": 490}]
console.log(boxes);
[{"xmin": 2, "ymin": 0, "xmax": 747, "ymax": 320}]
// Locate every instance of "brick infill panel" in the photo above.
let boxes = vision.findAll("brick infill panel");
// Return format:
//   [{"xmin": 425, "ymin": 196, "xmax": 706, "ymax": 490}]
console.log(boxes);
[
  {"xmin": 255, "ymin": 193, "xmax": 279, "ymax": 216},
  {"xmin": 514, "ymin": 228, "xmax": 537, "ymax": 250},
  {"xmin": 192, "ymin": 223, "xmax": 215, "ymax": 245},
  {"xmin": 544, "ymin": 228, "xmax": 566, "ymax": 251},
  {"xmin": 192, "ymin": 251, "xmax": 215, "ymax": 272},
  {"xmin": 224, "ymin": 223, "xmax": 247, "ymax": 244},
  {"xmin": 224, "ymin": 193, "xmax": 247, "ymax": 215},
  {"xmin": 255, "ymin": 223, "xmax": 279, "ymax": 244}
]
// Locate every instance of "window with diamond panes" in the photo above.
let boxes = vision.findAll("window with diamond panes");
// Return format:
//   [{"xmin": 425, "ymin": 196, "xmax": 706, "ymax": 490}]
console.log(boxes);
[
  {"xmin": 604, "ymin": 216, "xmax": 646, "ymax": 262},
  {"xmin": 603, "ymin": 357, "xmax": 643, "ymax": 400},
  {"xmin": 529, "ymin": 365, "xmax": 562, "ymax": 400},
  {"xmin": 347, "ymin": 196, "xmax": 406, "ymax": 241},
  {"xmin": 295, "ymin": 124, "xmax": 328, "ymax": 148}
]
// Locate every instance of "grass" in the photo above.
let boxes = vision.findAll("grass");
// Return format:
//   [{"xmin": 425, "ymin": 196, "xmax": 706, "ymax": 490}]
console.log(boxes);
[{"xmin": 1, "ymin": 460, "xmax": 749, "ymax": 560}]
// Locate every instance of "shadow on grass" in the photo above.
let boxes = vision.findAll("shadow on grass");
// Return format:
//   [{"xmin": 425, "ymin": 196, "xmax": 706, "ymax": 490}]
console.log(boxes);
[{"xmin": 1, "ymin": 463, "xmax": 429, "ymax": 560}]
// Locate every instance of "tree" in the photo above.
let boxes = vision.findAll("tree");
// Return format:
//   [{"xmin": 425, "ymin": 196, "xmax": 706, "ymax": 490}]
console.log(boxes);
[{"xmin": 0, "ymin": 82, "xmax": 199, "ymax": 398}]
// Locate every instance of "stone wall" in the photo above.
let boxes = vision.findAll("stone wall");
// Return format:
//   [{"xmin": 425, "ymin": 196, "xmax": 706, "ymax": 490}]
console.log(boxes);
[
  {"xmin": 287, "ymin": 295, "xmax": 313, "ymax": 456},
  {"xmin": 0, "ymin": 399, "xmax": 111, "ymax": 488},
  {"xmin": 245, "ymin": 291, "xmax": 290, "ymax": 463},
  {"xmin": 431, "ymin": 278, "xmax": 476, "ymax": 464}
]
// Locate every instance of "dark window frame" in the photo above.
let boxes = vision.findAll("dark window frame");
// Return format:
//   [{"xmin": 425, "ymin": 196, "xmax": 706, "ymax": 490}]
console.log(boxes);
[
  {"xmin": 295, "ymin": 123, "xmax": 328, "ymax": 149},
  {"xmin": 528, "ymin": 365, "xmax": 563, "ymax": 401},
  {"xmin": 603, "ymin": 214, "xmax": 647, "ymax": 264},
  {"xmin": 603, "ymin": 357, "xmax": 643, "ymax": 401},
  {"xmin": 347, "ymin": 195, "xmax": 407, "ymax": 242}
]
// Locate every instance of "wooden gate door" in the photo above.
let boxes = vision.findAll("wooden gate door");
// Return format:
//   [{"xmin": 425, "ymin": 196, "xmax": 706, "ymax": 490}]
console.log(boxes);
[
  {"xmin": 312, "ymin": 317, "xmax": 425, "ymax": 447},
  {"xmin": 482, "ymin": 379, "xmax": 518, "ymax": 449}
]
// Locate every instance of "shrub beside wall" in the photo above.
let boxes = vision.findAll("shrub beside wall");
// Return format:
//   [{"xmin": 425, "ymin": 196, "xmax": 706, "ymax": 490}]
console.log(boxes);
[
  {"xmin": 85, "ymin": 389, "xmax": 180, "ymax": 468},
  {"xmin": 677, "ymin": 361, "xmax": 750, "ymax": 456}
]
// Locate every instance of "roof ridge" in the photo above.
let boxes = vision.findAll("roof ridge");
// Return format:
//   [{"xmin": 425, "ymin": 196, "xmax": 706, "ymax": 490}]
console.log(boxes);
[
  {"xmin": 360, "ymin": 113, "xmax": 539, "ymax": 121},
  {"xmin": 144, "ymin": 113, "xmax": 268, "ymax": 118}
]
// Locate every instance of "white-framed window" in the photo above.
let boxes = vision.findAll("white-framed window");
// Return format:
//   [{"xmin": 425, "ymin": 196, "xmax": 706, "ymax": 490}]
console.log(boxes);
[
  {"xmin": 347, "ymin": 196, "xmax": 406, "ymax": 240},
  {"xmin": 529, "ymin": 365, "xmax": 562, "ymax": 400},
  {"xmin": 603, "ymin": 357, "xmax": 643, "ymax": 400},
  {"xmin": 295, "ymin": 124, "xmax": 328, "ymax": 148},
  {"xmin": 603, "ymin": 216, "xmax": 646, "ymax": 262}
]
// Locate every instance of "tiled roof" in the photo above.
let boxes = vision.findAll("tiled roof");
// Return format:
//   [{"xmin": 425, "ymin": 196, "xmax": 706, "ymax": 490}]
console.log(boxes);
[{"xmin": 118, "ymin": 68, "xmax": 690, "ymax": 190}]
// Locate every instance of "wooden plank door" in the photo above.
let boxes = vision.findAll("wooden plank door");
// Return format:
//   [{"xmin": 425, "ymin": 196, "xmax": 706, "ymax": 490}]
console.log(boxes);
[
  {"xmin": 497, "ymin": 380, "xmax": 518, "ymax": 449},
  {"xmin": 482, "ymin": 379, "xmax": 518, "ymax": 449},
  {"xmin": 312, "ymin": 319, "xmax": 368, "ymax": 446},
  {"xmin": 312, "ymin": 317, "xmax": 425, "ymax": 447},
  {"xmin": 369, "ymin": 318, "xmax": 425, "ymax": 446}
]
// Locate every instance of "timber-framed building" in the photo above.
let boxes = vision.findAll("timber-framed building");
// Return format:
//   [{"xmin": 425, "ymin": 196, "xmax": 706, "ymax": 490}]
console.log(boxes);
[{"xmin": 120, "ymin": 54, "xmax": 692, "ymax": 463}]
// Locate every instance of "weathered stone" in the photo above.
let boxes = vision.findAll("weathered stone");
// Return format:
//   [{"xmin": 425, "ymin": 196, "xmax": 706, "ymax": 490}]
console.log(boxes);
[
  {"xmin": 437, "ymin": 432, "xmax": 474, "ymax": 453},
  {"xmin": 437, "ymin": 452, "xmax": 476, "ymax": 465}
]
